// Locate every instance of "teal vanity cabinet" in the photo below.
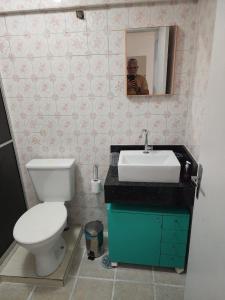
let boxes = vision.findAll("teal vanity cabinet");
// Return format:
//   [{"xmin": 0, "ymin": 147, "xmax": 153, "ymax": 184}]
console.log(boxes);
[{"xmin": 107, "ymin": 204, "xmax": 190, "ymax": 269}]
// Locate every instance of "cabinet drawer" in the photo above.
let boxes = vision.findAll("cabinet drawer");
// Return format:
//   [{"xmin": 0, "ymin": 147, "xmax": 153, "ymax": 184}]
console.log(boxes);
[
  {"xmin": 163, "ymin": 215, "xmax": 189, "ymax": 230},
  {"xmin": 161, "ymin": 230, "xmax": 188, "ymax": 244},
  {"xmin": 160, "ymin": 255, "xmax": 185, "ymax": 268},
  {"xmin": 161, "ymin": 242, "xmax": 186, "ymax": 256}
]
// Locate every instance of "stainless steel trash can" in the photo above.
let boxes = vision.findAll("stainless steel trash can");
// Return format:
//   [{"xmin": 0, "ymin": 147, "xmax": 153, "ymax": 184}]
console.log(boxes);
[{"xmin": 84, "ymin": 220, "xmax": 104, "ymax": 260}]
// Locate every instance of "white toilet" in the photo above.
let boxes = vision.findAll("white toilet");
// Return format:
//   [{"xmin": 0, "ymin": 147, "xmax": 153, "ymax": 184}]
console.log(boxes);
[{"xmin": 13, "ymin": 158, "xmax": 75, "ymax": 277}]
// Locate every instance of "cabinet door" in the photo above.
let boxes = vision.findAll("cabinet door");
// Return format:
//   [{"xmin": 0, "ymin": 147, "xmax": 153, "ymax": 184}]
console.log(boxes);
[
  {"xmin": 0, "ymin": 143, "xmax": 27, "ymax": 258},
  {"xmin": 108, "ymin": 210, "xmax": 162, "ymax": 266}
]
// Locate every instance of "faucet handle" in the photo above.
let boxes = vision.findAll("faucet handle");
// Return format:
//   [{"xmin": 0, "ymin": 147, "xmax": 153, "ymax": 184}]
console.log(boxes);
[{"xmin": 139, "ymin": 129, "xmax": 148, "ymax": 138}]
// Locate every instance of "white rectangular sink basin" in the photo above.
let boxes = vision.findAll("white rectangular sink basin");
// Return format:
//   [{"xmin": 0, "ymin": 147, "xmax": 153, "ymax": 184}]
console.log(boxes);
[{"xmin": 118, "ymin": 150, "xmax": 181, "ymax": 183}]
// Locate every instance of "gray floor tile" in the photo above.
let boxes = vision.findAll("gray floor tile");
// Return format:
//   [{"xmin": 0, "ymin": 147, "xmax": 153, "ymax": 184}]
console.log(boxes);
[
  {"xmin": 72, "ymin": 278, "xmax": 113, "ymax": 300},
  {"xmin": 156, "ymin": 285, "xmax": 184, "ymax": 300},
  {"xmin": 79, "ymin": 253, "xmax": 115, "ymax": 279},
  {"xmin": 116, "ymin": 264, "xmax": 153, "ymax": 283},
  {"xmin": 113, "ymin": 281, "xmax": 154, "ymax": 300},
  {"xmin": 154, "ymin": 267, "xmax": 186, "ymax": 286},
  {"xmin": 0, "ymin": 282, "xmax": 33, "ymax": 300},
  {"xmin": 31, "ymin": 276, "xmax": 75, "ymax": 300}
]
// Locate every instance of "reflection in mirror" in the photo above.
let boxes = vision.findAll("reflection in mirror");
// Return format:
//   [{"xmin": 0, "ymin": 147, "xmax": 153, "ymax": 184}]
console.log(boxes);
[{"xmin": 126, "ymin": 26, "xmax": 177, "ymax": 96}]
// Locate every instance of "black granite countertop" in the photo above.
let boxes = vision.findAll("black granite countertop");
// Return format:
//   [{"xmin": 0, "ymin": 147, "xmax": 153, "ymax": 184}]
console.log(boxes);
[{"xmin": 104, "ymin": 145, "xmax": 197, "ymax": 208}]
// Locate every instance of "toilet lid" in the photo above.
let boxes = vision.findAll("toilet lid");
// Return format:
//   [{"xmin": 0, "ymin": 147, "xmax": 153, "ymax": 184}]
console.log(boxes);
[{"xmin": 13, "ymin": 203, "xmax": 67, "ymax": 245}]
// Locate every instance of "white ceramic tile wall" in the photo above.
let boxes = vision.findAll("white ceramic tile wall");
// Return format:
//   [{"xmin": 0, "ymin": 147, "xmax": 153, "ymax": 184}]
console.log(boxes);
[
  {"xmin": 0, "ymin": 1, "xmax": 198, "ymax": 225},
  {"xmin": 185, "ymin": 0, "xmax": 217, "ymax": 159}
]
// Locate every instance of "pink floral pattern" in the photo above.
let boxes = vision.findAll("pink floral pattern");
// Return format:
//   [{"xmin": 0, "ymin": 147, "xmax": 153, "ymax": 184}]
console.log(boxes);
[{"xmin": 0, "ymin": 1, "xmax": 210, "ymax": 223}]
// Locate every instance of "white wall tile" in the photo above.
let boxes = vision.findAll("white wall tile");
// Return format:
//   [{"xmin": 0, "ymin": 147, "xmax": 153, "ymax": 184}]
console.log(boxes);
[
  {"xmin": 36, "ymin": 78, "xmax": 53, "ymax": 97},
  {"xmin": 149, "ymin": 98, "xmax": 168, "ymax": 115},
  {"xmin": 75, "ymin": 97, "xmax": 93, "ymax": 115},
  {"xmin": 39, "ymin": 99, "xmax": 57, "ymax": 115},
  {"xmin": 56, "ymin": 98, "xmax": 74, "ymax": 115},
  {"xmin": 32, "ymin": 57, "xmax": 51, "ymax": 78},
  {"xmin": 89, "ymin": 54, "xmax": 108, "ymax": 77},
  {"xmin": 110, "ymin": 96, "xmax": 129, "ymax": 114},
  {"xmin": 110, "ymin": 76, "xmax": 125, "ymax": 96},
  {"xmin": 94, "ymin": 115, "xmax": 111, "ymax": 133},
  {"xmin": 108, "ymin": 30, "xmax": 125, "ymax": 54},
  {"xmin": 72, "ymin": 77, "xmax": 91, "ymax": 96},
  {"xmin": 70, "ymin": 56, "xmax": 89, "ymax": 77},
  {"xmin": 147, "ymin": 114, "xmax": 167, "ymax": 133},
  {"xmin": 111, "ymin": 133, "xmax": 130, "ymax": 145},
  {"xmin": 130, "ymin": 115, "xmax": 147, "ymax": 132},
  {"xmin": 0, "ymin": 17, "xmax": 7, "ymax": 36},
  {"xmin": 16, "ymin": 79, "xmax": 35, "ymax": 97},
  {"xmin": 25, "ymin": 14, "xmax": 46, "ymax": 34},
  {"xmin": 91, "ymin": 77, "xmax": 109, "ymax": 96},
  {"xmin": 87, "ymin": 31, "xmax": 108, "ymax": 54},
  {"xmin": 48, "ymin": 33, "xmax": 68, "ymax": 56},
  {"xmin": 51, "ymin": 56, "xmax": 70, "ymax": 77},
  {"xmin": 92, "ymin": 97, "xmax": 110, "ymax": 115},
  {"xmin": 28, "ymin": 35, "xmax": 49, "ymax": 57},
  {"xmin": 94, "ymin": 133, "xmax": 111, "ymax": 149},
  {"xmin": 77, "ymin": 114, "xmax": 93, "ymax": 133},
  {"xmin": 45, "ymin": 12, "xmax": 66, "ymax": 33},
  {"xmin": 0, "ymin": 58, "xmax": 14, "ymax": 77},
  {"xmin": 67, "ymin": 32, "xmax": 88, "ymax": 55},
  {"xmin": 129, "ymin": 98, "xmax": 149, "ymax": 115},
  {"xmin": 9, "ymin": 36, "xmax": 30, "ymax": 57},
  {"xmin": 128, "ymin": 6, "xmax": 150, "ymax": 28},
  {"xmin": 5, "ymin": 15, "xmax": 26, "ymax": 35},
  {"xmin": 86, "ymin": 9, "xmax": 107, "ymax": 32},
  {"xmin": 108, "ymin": 7, "xmax": 128, "ymax": 30},
  {"xmin": 167, "ymin": 114, "xmax": 186, "ymax": 133},
  {"xmin": 53, "ymin": 77, "xmax": 72, "ymax": 97},
  {"xmin": 14, "ymin": 58, "xmax": 32, "ymax": 78},
  {"xmin": 0, "ymin": 37, "xmax": 10, "ymax": 57},
  {"xmin": 65, "ymin": 11, "xmax": 86, "ymax": 33},
  {"xmin": 111, "ymin": 113, "xmax": 130, "ymax": 133},
  {"xmin": 109, "ymin": 54, "xmax": 125, "ymax": 76}
]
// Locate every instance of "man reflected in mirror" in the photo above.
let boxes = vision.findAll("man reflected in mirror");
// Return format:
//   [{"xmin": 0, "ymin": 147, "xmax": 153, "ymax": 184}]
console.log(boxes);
[{"xmin": 127, "ymin": 58, "xmax": 149, "ymax": 95}]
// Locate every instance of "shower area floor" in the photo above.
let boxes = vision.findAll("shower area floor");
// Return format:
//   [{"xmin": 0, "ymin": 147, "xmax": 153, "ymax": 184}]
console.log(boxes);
[{"xmin": 0, "ymin": 225, "xmax": 82, "ymax": 287}]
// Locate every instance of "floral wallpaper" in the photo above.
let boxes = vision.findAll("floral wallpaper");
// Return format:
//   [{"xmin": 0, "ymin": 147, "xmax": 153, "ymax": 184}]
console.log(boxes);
[
  {"xmin": 0, "ymin": 1, "xmax": 198, "ymax": 225},
  {"xmin": 185, "ymin": 0, "xmax": 216, "ymax": 160}
]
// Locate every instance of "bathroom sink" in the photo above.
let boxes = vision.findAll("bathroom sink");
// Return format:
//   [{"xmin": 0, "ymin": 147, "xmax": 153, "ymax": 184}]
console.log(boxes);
[{"xmin": 118, "ymin": 150, "xmax": 181, "ymax": 183}]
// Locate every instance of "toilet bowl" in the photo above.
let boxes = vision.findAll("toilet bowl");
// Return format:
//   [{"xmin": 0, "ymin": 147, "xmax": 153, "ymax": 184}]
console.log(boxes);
[
  {"xmin": 13, "ymin": 202, "xmax": 67, "ymax": 276},
  {"xmin": 13, "ymin": 158, "xmax": 75, "ymax": 277}
]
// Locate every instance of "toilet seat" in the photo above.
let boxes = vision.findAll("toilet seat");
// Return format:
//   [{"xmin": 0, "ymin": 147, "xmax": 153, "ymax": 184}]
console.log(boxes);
[{"xmin": 13, "ymin": 203, "xmax": 67, "ymax": 245}]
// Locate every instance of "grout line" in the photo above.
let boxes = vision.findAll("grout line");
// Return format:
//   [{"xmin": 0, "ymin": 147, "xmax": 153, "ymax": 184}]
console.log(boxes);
[
  {"xmin": 26, "ymin": 286, "xmax": 36, "ymax": 300},
  {"xmin": 153, "ymin": 284, "xmax": 157, "ymax": 300},
  {"xmin": 68, "ymin": 248, "xmax": 85, "ymax": 300},
  {"xmin": 78, "ymin": 275, "xmax": 114, "ymax": 282},
  {"xmin": 152, "ymin": 266, "xmax": 155, "ymax": 283},
  {"xmin": 110, "ymin": 267, "xmax": 117, "ymax": 300},
  {"xmin": 75, "ymin": 274, "xmax": 185, "ymax": 288},
  {"xmin": 153, "ymin": 282, "xmax": 185, "ymax": 288}
]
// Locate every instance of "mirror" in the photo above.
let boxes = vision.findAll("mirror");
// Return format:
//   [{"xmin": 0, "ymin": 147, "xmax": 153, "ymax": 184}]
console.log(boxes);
[{"xmin": 126, "ymin": 25, "xmax": 177, "ymax": 96}]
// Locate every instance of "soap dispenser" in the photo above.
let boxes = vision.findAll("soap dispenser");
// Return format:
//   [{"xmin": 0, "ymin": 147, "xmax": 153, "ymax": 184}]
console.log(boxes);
[{"xmin": 183, "ymin": 161, "xmax": 191, "ymax": 182}]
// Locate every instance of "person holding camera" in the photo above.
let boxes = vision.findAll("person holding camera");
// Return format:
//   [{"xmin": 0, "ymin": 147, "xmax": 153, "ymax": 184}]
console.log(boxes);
[{"xmin": 127, "ymin": 58, "xmax": 149, "ymax": 95}]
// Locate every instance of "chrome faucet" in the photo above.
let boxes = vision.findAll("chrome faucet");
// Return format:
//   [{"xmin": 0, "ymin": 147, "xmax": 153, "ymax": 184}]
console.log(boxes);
[{"xmin": 139, "ymin": 129, "xmax": 153, "ymax": 153}]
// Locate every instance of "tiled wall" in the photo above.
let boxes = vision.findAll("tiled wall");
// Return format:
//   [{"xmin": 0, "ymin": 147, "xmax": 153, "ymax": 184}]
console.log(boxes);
[
  {"xmin": 185, "ymin": 0, "xmax": 217, "ymax": 159},
  {"xmin": 0, "ymin": 1, "xmax": 198, "ymax": 225}
]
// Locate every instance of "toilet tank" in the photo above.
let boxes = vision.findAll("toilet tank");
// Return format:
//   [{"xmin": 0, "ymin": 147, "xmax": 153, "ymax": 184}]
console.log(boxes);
[{"xmin": 26, "ymin": 159, "xmax": 75, "ymax": 202}]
